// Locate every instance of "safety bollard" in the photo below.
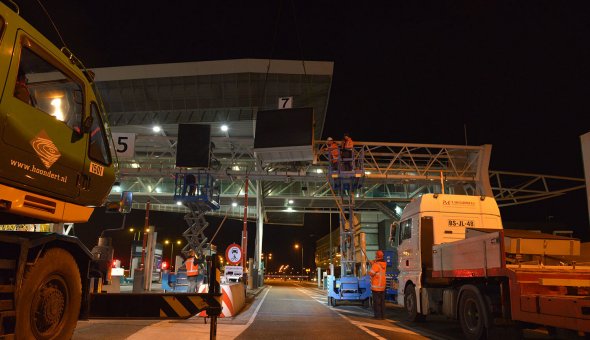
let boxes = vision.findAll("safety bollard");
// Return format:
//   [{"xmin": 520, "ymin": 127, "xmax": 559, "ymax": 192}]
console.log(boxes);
[{"xmin": 207, "ymin": 254, "xmax": 222, "ymax": 340}]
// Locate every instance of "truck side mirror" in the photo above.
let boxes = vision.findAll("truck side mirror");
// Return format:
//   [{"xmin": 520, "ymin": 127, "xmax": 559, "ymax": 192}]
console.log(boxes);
[
  {"xmin": 389, "ymin": 222, "xmax": 399, "ymax": 247},
  {"xmin": 105, "ymin": 191, "xmax": 133, "ymax": 214}
]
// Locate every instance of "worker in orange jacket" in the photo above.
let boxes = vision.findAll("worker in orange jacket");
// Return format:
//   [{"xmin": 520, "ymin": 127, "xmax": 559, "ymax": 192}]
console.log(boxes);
[
  {"xmin": 342, "ymin": 133, "xmax": 354, "ymax": 171},
  {"xmin": 326, "ymin": 137, "xmax": 340, "ymax": 171},
  {"xmin": 184, "ymin": 249, "xmax": 205, "ymax": 292},
  {"xmin": 369, "ymin": 250, "xmax": 387, "ymax": 319}
]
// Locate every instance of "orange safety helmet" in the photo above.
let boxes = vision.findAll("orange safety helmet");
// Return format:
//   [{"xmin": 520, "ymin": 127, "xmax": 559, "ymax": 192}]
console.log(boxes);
[{"xmin": 375, "ymin": 250, "xmax": 384, "ymax": 259}]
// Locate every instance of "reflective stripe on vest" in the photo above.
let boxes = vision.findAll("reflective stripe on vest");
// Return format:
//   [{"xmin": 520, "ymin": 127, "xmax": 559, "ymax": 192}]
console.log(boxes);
[
  {"xmin": 186, "ymin": 258, "xmax": 199, "ymax": 277},
  {"xmin": 370, "ymin": 262, "xmax": 387, "ymax": 291},
  {"xmin": 329, "ymin": 143, "xmax": 339, "ymax": 162}
]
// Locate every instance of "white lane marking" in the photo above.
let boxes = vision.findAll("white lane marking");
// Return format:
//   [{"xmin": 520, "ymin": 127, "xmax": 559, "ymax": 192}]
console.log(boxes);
[
  {"xmin": 295, "ymin": 287, "xmax": 411, "ymax": 340},
  {"xmin": 245, "ymin": 285, "xmax": 272, "ymax": 326},
  {"xmin": 350, "ymin": 320, "xmax": 419, "ymax": 335},
  {"xmin": 339, "ymin": 313, "xmax": 388, "ymax": 340},
  {"xmin": 338, "ymin": 308, "xmax": 373, "ymax": 317}
]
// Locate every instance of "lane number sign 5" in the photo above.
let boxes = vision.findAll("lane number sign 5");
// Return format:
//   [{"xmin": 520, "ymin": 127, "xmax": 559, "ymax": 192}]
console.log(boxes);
[{"xmin": 111, "ymin": 133, "xmax": 136, "ymax": 159}]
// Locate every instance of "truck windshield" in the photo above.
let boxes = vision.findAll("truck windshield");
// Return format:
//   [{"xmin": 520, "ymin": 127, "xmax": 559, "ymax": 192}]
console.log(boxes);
[{"xmin": 91, "ymin": 82, "xmax": 119, "ymax": 172}]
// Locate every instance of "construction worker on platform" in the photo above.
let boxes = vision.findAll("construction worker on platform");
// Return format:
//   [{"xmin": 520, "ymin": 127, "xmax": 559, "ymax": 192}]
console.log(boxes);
[
  {"xmin": 326, "ymin": 137, "xmax": 340, "ymax": 171},
  {"xmin": 184, "ymin": 249, "xmax": 204, "ymax": 292},
  {"xmin": 342, "ymin": 133, "xmax": 354, "ymax": 171},
  {"xmin": 369, "ymin": 250, "xmax": 387, "ymax": 319}
]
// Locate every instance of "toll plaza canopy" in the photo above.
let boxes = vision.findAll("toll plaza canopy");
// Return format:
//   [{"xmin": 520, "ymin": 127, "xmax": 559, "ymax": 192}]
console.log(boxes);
[{"xmin": 95, "ymin": 58, "xmax": 335, "ymax": 225}]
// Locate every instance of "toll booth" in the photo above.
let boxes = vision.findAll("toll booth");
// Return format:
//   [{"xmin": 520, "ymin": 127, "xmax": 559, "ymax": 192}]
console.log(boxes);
[{"xmin": 129, "ymin": 240, "xmax": 164, "ymax": 282}]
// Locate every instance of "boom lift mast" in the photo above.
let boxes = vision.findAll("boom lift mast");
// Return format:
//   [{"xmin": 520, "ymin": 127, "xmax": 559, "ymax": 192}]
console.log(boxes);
[{"xmin": 326, "ymin": 146, "xmax": 371, "ymax": 306}]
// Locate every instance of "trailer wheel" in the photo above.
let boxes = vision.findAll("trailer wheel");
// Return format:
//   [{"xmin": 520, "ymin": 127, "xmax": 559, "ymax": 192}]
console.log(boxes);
[
  {"xmin": 16, "ymin": 248, "xmax": 82, "ymax": 340},
  {"xmin": 404, "ymin": 284, "xmax": 424, "ymax": 322},
  {"xmin": 459, "ymin": 289, "xmax": 488, "ymax": 340}
]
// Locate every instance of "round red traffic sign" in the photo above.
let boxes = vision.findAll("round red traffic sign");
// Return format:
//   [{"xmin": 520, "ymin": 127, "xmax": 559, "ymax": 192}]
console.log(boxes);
[{"xmin": 225, "ymin": 244, "xmax": 242, "ymax": 265}]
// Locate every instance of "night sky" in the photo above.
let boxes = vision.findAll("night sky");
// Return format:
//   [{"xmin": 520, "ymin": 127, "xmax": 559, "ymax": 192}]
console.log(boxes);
[{"xmin": 15, "ymin": 1, "xmax": 590, "ymax": 266}]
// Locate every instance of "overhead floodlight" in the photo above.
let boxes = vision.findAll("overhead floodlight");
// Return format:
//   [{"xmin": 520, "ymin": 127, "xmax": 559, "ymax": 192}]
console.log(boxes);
[
  {"xmin": 153, "ymin": 125, "xmax": 162, "ymax": 133},
  {"xmin": 288, "ymin": 199, "xmax": 294, "ymax": 204},
  {"xmin": 232, "ymin": 165, "xmax": 240, "ymax": 171},
  {"xmin": 221, "ymin": 124, "xmax": 229, "ymax": 132},
  {"xmin": 316, "ymin": 168, "xmax": 323, "ymax": 174},
  {"xmin": 112, "ymin": 182, "xmax": 121, "ymax": 192},
  {"xmin": 232, "ymin": 202, "xmax": 238, "ymax": 207},
  {"xmin": 365, "ymin": 171, "xmax": 371, "ymax": 175},
  {"xmin": 176, "ymin": 201, "xmax": 183, "ymax": 206}
]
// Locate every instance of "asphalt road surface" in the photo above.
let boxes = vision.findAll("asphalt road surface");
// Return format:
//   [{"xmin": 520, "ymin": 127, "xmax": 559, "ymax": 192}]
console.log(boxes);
[{"xmin": 73, "ymin": 279, "xmax": 554, "ymax": 339}]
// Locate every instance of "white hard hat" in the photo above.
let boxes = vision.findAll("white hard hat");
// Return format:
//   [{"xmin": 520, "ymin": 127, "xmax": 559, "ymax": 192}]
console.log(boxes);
[{"xmin": 327, "ymin": 137, "xmax": 333, "ymax": 141}]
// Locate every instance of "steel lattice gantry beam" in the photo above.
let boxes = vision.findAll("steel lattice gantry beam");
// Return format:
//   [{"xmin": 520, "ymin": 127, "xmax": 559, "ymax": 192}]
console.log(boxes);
[{"xmin": 110, "ymin": 140, "xmax": 586, "ymax": 225}]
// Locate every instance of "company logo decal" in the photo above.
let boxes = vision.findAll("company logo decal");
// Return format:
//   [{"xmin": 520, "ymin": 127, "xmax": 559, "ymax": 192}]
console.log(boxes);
[
  {"xmin": 442, "ymin": 200, "xmax": 475, "ymax": 207},
  {"xmin": 30, "ymin": 130, "xmax": 61, "ymax": 169}
]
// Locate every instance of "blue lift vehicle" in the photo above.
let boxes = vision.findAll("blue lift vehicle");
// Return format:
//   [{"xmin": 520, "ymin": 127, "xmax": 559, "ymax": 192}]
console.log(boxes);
[
  {"xmin": 326, "ymin": 147, "xmax": 372, "ymax": 306},
  {"xmin": 173, "ymin": 171, "xmax": 221, "ymax": 255},
  {"xmin": 161, "ymin": 172, "xmax": 221, "ymax": 291}
]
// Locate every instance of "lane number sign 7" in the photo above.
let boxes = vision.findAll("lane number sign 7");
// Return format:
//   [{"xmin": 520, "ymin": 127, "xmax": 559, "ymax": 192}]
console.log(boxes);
[{"xmin": 278, "ymin": 96, "xmax": 293, "ymax": 109}]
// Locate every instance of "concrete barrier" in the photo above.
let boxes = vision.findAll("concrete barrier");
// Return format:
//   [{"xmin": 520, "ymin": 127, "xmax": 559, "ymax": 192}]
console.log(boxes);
[{"xmin": 198, "ymin": 282, "xmax": 246, "ymax": 317}]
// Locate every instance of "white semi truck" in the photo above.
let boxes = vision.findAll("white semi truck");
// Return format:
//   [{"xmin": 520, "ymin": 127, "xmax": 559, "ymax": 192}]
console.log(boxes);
[{"xmin": 394, "ymin": 194, "xmax": 590, "ymax": 339}]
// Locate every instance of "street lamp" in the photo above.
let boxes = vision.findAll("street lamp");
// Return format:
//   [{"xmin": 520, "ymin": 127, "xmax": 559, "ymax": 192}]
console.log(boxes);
[
  {"xmin": 164, "ymin": 240, "xmax": 182, "ymax": 270},
  {"xmin": 294, "ymin": 244, "xmax": 303, "ymax": 274}
]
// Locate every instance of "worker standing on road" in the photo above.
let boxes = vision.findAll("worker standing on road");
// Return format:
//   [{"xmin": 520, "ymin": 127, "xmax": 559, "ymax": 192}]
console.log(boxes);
[
  {"xmin": 184, "ymin": 249, "xmax": 202, "ymax": 292},
  {"xmin": 342, "ymin": 133, "xmax": 354, "ymax": 171},
  {"xmin": 369, "ymin": 250, "xmax": 387, "ymax": 319}
]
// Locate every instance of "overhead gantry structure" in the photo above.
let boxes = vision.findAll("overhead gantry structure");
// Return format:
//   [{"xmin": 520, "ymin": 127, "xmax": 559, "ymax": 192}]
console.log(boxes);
[
  {"xmin": 90, "ymin": 58, "xmax": 585, "ymax": 286},
  {"xmin": 113, "ymin": 139, "xmax": 585, "ymax": 220}
]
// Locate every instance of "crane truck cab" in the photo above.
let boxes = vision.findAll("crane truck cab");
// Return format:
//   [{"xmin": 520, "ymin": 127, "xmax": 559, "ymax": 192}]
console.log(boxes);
[
  {"xmin": 395, "ymin": 194, "xmax": 503, "ymax": 320},
  {"xmin": 0, "ymin": 3, "xmax": 116, "ymax": 224},
  {"xmin": 0, "ymin": 3, "xmax": 118, "ymax": 339}
]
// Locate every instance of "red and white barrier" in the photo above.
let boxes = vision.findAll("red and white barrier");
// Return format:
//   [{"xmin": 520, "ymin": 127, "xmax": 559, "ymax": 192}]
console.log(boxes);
[{"xmin": 198, "ymin": 283, "xmax": 246, "ymax": 317}]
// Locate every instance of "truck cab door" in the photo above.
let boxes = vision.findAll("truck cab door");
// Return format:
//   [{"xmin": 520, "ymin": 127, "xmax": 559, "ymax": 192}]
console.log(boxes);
[
  {"xmin": 77, "ymin": 101, "xmax": 114, "ymax": 206},
  {"xmin": 398, "ymin": 218, "xmax": 421, "ymax": 274},
  {"xmin": 0, "ymin": 32, "xmax": 86, "ymax": 200}
]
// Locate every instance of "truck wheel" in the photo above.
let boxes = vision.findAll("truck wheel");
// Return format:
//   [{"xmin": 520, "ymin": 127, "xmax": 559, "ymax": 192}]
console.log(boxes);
[
  {"xmin": 16, "ymin": 248, "xmax": 82, "ymax": 340},
  {"xmin": 404, "ymin": 284, "xmax": 424, "ymax": 322},
  {"xmin": 459, "ymin": 289, "xmax": 488, "ymax": 340}
]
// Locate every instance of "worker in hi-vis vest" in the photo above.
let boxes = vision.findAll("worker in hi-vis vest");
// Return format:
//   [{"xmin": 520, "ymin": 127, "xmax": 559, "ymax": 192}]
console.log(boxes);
[
  {"xmin": 369, "ymin": 250, "xmax": 387, "ymax": 319},
  {"xmin": 342, "ymin": 133, "xmax": 354, "ymax": 171},
  {"xmin": 326, "ymin": 137, "xmax": 340, "ymax": 169},
  {"xmin": 184, "ymin": 249, "xmax": 205, "ymax": 292}
]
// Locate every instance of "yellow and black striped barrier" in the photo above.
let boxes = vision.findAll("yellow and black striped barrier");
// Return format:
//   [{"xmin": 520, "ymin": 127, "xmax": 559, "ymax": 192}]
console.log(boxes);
[{"xmin": 89, "ymin": 292, "xmax": 222, "ymax": 318}]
